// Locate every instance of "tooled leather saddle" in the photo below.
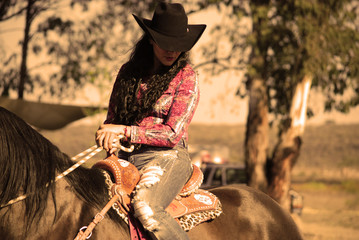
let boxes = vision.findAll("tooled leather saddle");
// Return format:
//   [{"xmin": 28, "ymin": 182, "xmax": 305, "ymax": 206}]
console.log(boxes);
[{"xmin": 93, "ymin": 154, "xmax": 222, "ymax": 233}]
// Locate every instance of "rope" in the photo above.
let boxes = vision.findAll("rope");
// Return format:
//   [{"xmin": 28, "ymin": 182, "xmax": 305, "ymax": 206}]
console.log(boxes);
[
  {"xmin": 0, "ymin": 195, "xmax": 28, "ymax": 209},
  {"xmin": 0, "ymin": 134, "xmax": 134, "ymax": 209},
  {"xmin": 71, "ymin": 145, "xmax": 99, "ymax": 161},
  {"xmin": 0, "ymin": 145, "xmax": 103, "ymax": 209},
  {"xmin": 74, "ymin": 195, "xmax": 120, "ymax": 240},
  {"xmin": 56, "ymin": 134, "xmax": 134, "ymax": 182},
  {"xmin": 55, "ymin": 145, "xmax": 102, "ymax": 182}
]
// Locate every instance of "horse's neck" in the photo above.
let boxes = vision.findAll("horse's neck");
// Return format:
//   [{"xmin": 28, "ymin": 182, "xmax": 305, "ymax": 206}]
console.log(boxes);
[
  {"xmin": 1, "ymin": 179, "xmax": 129, "ymax": 240},
  {"xmin": 44, "ymin": 179, "xmax": 130, "ymax": 240}
]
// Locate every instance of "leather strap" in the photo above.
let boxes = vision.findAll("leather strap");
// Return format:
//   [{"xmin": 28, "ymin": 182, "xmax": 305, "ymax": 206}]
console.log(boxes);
[
  {"xmin": 128, "ymin": 213, "xmax": 151, "ymax": 240},
  {"xmin": 74, "ymin": 195, "xmax": 120, "ymax": 240}
]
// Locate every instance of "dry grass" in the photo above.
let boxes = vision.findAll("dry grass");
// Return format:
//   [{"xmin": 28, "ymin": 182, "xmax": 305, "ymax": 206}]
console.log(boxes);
[{"xmin": 188, "ymin": 123, "xmax": 359, "ymax": 175}]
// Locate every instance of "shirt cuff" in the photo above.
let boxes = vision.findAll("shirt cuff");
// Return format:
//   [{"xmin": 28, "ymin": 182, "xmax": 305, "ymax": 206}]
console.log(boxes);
[{"xmin": 130, "ymin": 125, "xmax": 145, "ymax": 144}]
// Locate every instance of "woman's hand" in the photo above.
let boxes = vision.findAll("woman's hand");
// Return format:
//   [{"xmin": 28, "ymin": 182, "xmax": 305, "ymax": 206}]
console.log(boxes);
[{"xmin": 95, "ymin": 124, "xmax": 128, "ymax": 154}]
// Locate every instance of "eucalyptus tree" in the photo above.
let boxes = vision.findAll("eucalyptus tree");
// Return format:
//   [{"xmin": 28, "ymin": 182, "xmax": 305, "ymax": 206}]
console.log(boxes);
[
  {"xmin": 0, "ymin": 0, "xmax": 66, "ymax": 99},
  {"xmin": 33, "ymin": 0, "xmax": 161, "ymax": 101},
  {"xmin": 0, "ymin": 0, "xmax": 156, "ymax": 100},
  {"xmin": 1, "ymin": 0, "xmax": 30, "ymax": 97},
  {"xmin": 189, "ymin": 0, "xmax": 359, "ymax": 208}
]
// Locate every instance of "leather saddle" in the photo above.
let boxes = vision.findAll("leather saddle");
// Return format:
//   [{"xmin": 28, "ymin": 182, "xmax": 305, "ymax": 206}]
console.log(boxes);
[{"xmin": 93, "ymin": 154, "xmax": 222, "ymax": 231}]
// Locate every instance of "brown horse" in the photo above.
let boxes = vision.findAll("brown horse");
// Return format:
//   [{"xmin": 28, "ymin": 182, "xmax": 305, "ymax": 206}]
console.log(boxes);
[{"xmin": 0, "ymin": 107, "xmax": 303, "ymax": 240}]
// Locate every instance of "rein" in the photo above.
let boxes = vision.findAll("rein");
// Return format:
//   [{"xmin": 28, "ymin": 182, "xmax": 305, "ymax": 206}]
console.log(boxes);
[
  {"xmin": 74, "ymin": 194, "xmax": 121, "ymax": 240},
  {"xmin": 0, "ymin": 135, "xmax": 134, "ymax": 209},
  {"xmin": 0, "ymin": 145, "xmax": 102, "ymax": 209}
]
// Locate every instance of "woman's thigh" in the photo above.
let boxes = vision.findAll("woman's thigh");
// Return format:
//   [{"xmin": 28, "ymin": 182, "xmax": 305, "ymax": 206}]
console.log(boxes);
[{"xmin": 131, "ymin": 146, "xmax": 192, "ymax": 208}]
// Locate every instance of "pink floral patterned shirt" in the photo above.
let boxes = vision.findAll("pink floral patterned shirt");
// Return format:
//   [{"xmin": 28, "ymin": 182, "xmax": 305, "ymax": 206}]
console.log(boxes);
[{"xmin": 105, "ymin": 63, "xmax": 199, "ymax": 148}]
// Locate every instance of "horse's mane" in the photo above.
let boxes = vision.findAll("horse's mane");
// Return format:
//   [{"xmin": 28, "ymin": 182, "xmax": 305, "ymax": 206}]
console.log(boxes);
[{"xmin": 0, "ymin": 107, "xmax": 120, "ymax": 232}]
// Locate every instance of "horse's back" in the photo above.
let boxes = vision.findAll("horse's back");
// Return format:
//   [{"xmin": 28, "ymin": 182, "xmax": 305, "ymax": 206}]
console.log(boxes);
[{"xmin": 188, "ymin": 185, "xmax": 303, "ymax": 240}]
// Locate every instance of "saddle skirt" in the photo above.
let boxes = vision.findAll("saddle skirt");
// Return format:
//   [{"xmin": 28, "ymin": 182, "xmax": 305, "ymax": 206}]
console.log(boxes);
[{"xmin": 93, "ymin": 154, "xmax": 222, "ymax": 231}]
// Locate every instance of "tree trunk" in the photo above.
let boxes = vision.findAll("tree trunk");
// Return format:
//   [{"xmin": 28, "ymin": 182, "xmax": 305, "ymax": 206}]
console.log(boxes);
[
  {"xmin": 268, "ymin": 75, "xmax": 312, "ymax": 209},
  {"xmin": 18, "ymin": 0, "xmax": 34, "ymax": 99},
  {"xmin": 245, "ymin": 78, "xmax": 269, "ymax": 192}
]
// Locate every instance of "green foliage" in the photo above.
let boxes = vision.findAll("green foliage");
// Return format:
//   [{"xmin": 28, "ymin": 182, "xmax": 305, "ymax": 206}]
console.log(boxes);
[
  {"xmin": 197, "ymin": 0, "xmax": 359, "ymax": 121},
  {"xmin": 37, "ymin": 17, "xmax": 73, "ymax": 36},
  {"xmin": 0, "ymin": 0, "xmax": 161, "ymax": 99},
  {"xmin": 295, "ymin": 180, "xmax": 359, "ymax": 195},
  {"xmin": 0, "ymin": 0, "xmax": 24, "ymax": 21},
  {"xmin": 0, "ymin": 51, "xmax": 18, "ymax": 97},
  {"xmin": 1, "ymin": 0, "xmax": 358, "ymax": 112},
  {"xmin": 342, "ymin": 180, "xmax": 359, "ymax": 194}
]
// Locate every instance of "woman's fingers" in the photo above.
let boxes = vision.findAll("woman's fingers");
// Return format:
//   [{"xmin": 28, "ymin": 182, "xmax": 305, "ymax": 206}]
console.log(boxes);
[
  {"xmin": 109, "ymin": 146, "xmax": 118, "ymax": 155},
  {"xmin": 104, "ymin": 132, "xmax": 114, "ymax": 152},
  {"xmin": 96, "ymin": 130, "xmax": 105, "ymax": 147},
  {"xmin": 97, "ymin": 131, "xmax": 118, "ymax": 153},
  {"xmin": 96, "ymin": 124, "xmax": 128, "ymax": 153},
  {"xmin": 108, "ymin": 133, "xmax": 116, "ymax": 151}
]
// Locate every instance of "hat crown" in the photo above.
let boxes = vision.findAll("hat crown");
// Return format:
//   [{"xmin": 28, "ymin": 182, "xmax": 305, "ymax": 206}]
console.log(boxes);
[
  {"xmin": 132, "ymin": 2, "xmax": 206, "ymax": 51},
  {"xmin": 151, "ymin": 2, "xmax": 188, "ymax": 37}
]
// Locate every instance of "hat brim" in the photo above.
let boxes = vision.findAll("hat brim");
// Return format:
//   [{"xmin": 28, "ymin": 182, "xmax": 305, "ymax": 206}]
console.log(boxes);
[{"xmin": 133, "ymin": 14, "xmax": 206, "ymax": 52}]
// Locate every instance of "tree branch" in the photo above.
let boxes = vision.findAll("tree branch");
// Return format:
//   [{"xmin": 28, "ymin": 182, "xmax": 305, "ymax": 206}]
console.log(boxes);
[
  {"xmin": 0, "ymin": 6, "xmax": 27, "ymax": 21},
  {"xmin": 194, "ymin": 58, "xmax": 246, "ymax": 71}
]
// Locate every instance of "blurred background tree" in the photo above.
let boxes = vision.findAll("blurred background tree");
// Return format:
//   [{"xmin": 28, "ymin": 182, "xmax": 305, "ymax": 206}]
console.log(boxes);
[
  {"xmin": 190, "ymin": 0, "xmax": 359, "ymax": 209},
  {"xmin": 0, "ymin": 0, "xmax": 156, "ymax": 100},
  {"xmin": 1, "ymin": 0, "xmax": 64, "ymax": 99}
]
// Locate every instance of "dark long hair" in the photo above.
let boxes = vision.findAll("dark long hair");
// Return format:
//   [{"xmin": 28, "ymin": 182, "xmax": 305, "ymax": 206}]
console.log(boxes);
[
  {"xmin": 0, "ymin": 107, "xmax": 120, "ymax": 235},
  {"xmin": 111, "ymin": 34, "xmax": 189, "ymax": 125}
]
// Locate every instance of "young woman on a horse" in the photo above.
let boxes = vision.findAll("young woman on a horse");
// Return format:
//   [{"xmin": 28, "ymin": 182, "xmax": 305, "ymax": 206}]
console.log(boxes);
[{"xmin": 95, "ymin": 2, "xmax": 206, "ymax": 240}]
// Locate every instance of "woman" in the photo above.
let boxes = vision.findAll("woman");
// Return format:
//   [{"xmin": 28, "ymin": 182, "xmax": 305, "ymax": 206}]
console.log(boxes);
[{"xmin": 95, "ymin": 2, "xmax": 206, "ymax": 240}]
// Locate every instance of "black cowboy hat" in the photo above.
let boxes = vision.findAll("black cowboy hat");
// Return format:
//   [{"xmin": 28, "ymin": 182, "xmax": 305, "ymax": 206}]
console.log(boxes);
[{"xmin": 133, "ymin": 2, "xmax": 206, "ymax": 52}]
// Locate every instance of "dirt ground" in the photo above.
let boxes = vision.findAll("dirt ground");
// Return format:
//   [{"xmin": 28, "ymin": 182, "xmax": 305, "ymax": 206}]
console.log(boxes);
[
  {"xmin": 292, "ymin": 182, "xmax": 359, "ymax": 240},
  {"xmin": 41, "ymin": 117, "xmax": 359, "ymax": 240}
]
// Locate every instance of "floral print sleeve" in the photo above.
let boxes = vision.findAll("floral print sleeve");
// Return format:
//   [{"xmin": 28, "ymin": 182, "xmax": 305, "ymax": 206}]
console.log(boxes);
[
  {"xmin": 130, "ymin": 65, "xmax": 199, "ymax": 147},
  {"xmin": 104, "ymin": 64, "xmax": 199, "ymax": 148}
]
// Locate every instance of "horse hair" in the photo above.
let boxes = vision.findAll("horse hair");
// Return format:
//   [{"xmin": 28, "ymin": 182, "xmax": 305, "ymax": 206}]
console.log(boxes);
[{"xmin": 0, "ymin": 107, "xmax": 120, "ymax": 233}]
